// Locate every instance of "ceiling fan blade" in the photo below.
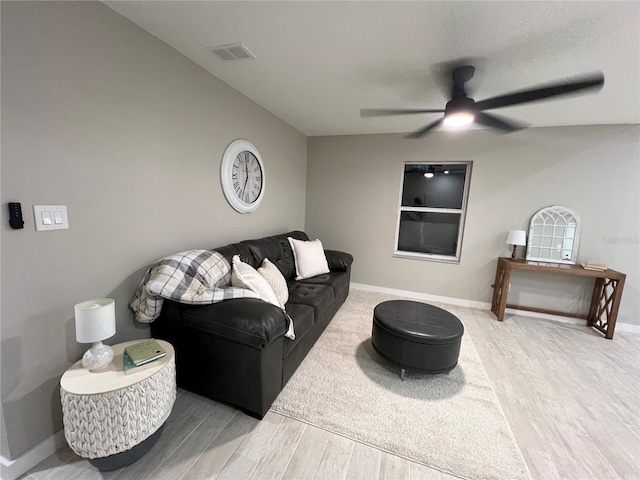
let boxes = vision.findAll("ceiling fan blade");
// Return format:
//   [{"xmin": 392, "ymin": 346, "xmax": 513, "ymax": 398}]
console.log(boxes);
[
  {"xmin": 405, "ymin": 118, "xmax": 444, "ymax": 138},
  {"xmin": 475, "ymin": 72, "xmax": 604, "ymax": 111},
  {"xmin": 360, "ymin": 108, "xmax": 444, "ymax": 117},
  {"xmin": 475, "ymin": 112, "xmax": 526, "ymax": 133}
]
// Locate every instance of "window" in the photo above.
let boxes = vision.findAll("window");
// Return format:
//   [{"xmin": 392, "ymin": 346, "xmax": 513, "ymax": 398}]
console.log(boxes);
[{"xmin": 394, "ymin": 162, "xmax": 472, "ymax": 262}]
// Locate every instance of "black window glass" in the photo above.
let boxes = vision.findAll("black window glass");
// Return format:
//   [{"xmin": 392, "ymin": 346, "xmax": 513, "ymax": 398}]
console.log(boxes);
[
  {"xmin": 397, "ymin": 212, "xmax": 461, "ymax": 256},
  {"xmin": 401, "ymin": 164, "xmax": 467, "ymax": 209}
]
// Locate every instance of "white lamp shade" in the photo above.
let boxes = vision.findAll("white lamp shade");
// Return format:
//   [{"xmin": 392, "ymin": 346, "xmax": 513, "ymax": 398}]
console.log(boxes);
[
  {"xmin": 75, "ymin": 298, "xmax": 116, "ymax": 343},
  {"xmin": 506, "ymin": 230, "xmax": 527, "ymax": 246}
]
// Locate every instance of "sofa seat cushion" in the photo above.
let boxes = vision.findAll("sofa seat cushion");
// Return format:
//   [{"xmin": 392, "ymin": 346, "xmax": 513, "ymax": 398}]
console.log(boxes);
[
  {"xmin": 182, "ymin": 298, "xmax": 287, "ymax": 349},
  {"xmin": 287, "ymin": 283, "xmax": 334, "ymax": 320},
  {"xmin": 299, "ymin": 271, "xmax": 350, "ymax": 297},
  {"xmin": 282, "ymin": 303, "xmax": 314, "ymax": 358}
]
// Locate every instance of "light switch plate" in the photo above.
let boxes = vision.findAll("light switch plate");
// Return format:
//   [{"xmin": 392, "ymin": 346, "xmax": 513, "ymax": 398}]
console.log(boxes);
[{"xmin": 33, "ymin": 205, "xmax": 69, "ymax": 231}]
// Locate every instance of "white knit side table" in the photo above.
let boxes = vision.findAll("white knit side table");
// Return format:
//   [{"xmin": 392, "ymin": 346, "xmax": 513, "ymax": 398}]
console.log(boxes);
[{"xmin": 61, "ymin": 339, "xmax": 176, "ymax": 471}]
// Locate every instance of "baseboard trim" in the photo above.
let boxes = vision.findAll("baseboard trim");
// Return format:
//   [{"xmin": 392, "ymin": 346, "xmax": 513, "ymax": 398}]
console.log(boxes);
[
  {"xmin": 350, "ymin": 282, "xmax": 640, "ymax": 335},
  {"xmin": 0, "ymin": 430, "xmax": 66, "ymax": 480},
  {"xmin": 612, "ymin": 322, "xmax": 640, "ymax": 334},
  {"xmin": 350, "ymin": 283, "xmax": 489, "ymax": 309}
]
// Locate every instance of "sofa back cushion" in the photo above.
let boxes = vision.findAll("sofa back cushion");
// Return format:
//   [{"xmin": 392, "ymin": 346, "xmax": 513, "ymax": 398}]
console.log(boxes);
[{"xmin": 214, "ymin": 231, "xmax": 309, "ymax": 281}]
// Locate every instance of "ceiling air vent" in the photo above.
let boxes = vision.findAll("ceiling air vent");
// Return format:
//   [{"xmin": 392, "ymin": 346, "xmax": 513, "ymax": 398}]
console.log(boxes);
[{"xmin": 206, "ymin": 42, "xmax": 256, "ymax": 61}]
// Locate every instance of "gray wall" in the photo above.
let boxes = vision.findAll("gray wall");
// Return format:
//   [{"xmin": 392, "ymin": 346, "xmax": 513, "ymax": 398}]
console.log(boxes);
[
  {"xmin": 306, "ymin": 125, "xmax": 639, "ymax": 324},
  {"xmin": 1, "ymin": 2, "xmax": 307, "ymax": 459}
]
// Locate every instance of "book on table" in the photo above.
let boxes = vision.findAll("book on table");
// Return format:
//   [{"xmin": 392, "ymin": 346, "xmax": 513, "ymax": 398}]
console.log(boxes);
[
  {"xmin": 123, "ymin": 351, "xmax": 159, "ymax": 375},
  {"xmin": 124, "ymin": 339, "xmax": 166, "ymax": 366},
  {"xmin": 582, "ymin": 261, "xmax": 608, "ymax": 272}
]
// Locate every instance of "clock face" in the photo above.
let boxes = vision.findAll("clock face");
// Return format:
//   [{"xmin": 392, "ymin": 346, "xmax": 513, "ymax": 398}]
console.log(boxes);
[
  {"xmin": 220, "ymin": 140, "xmax": 266, "ymax": 213},
  {"xmin": 232, "ymin": 151, "xmax": 263, "ymax": 205}
]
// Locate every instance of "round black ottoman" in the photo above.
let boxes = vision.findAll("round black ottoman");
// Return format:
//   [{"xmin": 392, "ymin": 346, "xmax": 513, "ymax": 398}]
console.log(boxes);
[{"xmin": 371, "ymin": 300, "xmax": 464, "ymax": 379}]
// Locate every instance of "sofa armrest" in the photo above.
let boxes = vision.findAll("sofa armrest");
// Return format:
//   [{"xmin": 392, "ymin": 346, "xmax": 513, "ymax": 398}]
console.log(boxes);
[
  {"xmin": 181, "ymin": 299, "xmax": 288, "ymax": 349},
  {"xmin": 325, "ymin": 250, "xmax": 354, "ymax": 272}
]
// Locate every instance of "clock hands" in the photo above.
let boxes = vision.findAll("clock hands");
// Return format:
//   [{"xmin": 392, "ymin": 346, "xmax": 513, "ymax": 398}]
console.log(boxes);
[
  {"xmin": 240, "ymin": 153, "xmax": 249, "ymax": 200},
  {"xmin": 235, "ymin": 152, "xmax": 260, "ymax": 204}
]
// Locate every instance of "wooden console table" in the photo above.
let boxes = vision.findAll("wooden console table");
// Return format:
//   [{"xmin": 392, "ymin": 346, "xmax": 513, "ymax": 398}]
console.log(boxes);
[{"xmin": 491, "ymin": 257, "xmax": 626, "ymax": 339}]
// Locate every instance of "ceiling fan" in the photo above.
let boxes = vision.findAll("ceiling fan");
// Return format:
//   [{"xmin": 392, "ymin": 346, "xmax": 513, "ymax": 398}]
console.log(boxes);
[{"xmin": 360, "ymin": 64, "xmax": 604, "ymax": 138}]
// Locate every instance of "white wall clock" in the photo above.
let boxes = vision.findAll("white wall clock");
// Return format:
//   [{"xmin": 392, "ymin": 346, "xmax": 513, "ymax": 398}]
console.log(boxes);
[{"xmin": 220, "ymin": 139, "xmax": 265, "ymax": 213}]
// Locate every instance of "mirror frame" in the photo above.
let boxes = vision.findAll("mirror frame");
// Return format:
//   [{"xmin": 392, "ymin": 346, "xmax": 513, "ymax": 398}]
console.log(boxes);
[{"xmin": 525, "ymin": 206, "xmax": 581, "ymax": 264}]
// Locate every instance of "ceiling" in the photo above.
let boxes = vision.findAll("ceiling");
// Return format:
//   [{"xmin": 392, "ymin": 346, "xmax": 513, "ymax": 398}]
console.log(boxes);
[{"xmin": 104, "ymin": 1, "xmax": 640, "ymax": 137}]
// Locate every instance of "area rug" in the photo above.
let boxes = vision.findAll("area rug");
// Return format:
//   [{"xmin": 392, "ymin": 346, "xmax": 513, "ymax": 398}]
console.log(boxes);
[{"xmin": 271, "ymin": 289, "xmax": 529, "ymax": 480}]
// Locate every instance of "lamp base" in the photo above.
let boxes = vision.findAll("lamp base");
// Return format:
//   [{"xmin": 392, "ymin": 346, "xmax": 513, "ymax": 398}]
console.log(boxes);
[
  {"xmin": 510, "ymin": 245, "xmax": 518, "ymax": 260},
  {"xmin": 82, "ymin": 341, "xmax": 114, "ymax": 371}
]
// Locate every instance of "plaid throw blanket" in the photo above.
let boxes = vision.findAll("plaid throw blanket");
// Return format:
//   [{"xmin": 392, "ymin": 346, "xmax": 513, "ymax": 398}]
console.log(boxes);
[{"xmin": 130, "ymin": 250, "xmax": 260, "ymax": 323}]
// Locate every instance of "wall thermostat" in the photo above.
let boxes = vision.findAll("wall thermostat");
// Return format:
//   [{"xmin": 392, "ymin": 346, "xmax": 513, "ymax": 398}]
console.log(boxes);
[{"xmin": 8, "ymin": 202, "xmax": 24, "ymax": 229}]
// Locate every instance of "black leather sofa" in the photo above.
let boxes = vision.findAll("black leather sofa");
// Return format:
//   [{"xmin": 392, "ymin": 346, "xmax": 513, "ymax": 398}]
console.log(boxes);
[{"xmin": 150, "ymin": 231, "xmax": 353, "ymax": 418}]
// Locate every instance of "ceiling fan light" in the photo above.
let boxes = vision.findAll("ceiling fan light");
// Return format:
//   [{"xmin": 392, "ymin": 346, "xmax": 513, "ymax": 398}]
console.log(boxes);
[
  {"xmin": 444, "ymin": 111, "xmax": 475, "ymax": 127},
  {"xmin": 423, "ymin": 166, "xmax": 435, "ymax": 178}
]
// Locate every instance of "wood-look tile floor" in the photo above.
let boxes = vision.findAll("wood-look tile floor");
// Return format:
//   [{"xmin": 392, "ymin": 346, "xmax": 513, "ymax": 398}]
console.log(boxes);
[{"xmin": 21, "ymin": 311, "xmax": 640, "ymax": 480}]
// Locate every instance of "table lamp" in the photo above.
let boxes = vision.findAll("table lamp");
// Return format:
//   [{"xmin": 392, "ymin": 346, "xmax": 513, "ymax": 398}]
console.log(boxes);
[
  {"xmin": 75, "ymin": 298, "xmax": 116, "ymax": 371},
  {"xmin": 506, "ymin": 230, "xmax": 526, "ymax": 259}
]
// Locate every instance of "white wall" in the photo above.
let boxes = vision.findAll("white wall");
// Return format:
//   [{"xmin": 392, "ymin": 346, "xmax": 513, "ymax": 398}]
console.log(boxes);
[
  {"xmin": 1, "ymin": 1, "xmax": 307, "ymax": 460},
  {"xmin": 306, "ymin": 125, "xmax": 639, "ymax": 325}
]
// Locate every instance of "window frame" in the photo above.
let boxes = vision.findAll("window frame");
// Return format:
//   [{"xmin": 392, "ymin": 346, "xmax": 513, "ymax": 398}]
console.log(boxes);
[{"xmin": 393, "ymin": 161, "xmax": 473, "ymax": 264}]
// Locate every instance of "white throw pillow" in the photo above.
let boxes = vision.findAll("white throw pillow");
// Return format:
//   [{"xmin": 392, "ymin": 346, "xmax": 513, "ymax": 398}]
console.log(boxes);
[
  {"xmin": 258, "ymin": 258, "xmax": 289, "ymax": 308},
  {"xmin": 287, "ymin": 237, "xmax": 330, "ymax": 280},
  {"xmin": 231, "ymin": 255, "xmax": 280, "ymax": 307}
]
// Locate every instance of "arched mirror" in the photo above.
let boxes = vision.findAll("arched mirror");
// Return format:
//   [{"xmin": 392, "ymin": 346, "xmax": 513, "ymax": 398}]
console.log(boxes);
[{"xmin": 526, "ymin": 206, "xmax": 581, "ymax": 264}]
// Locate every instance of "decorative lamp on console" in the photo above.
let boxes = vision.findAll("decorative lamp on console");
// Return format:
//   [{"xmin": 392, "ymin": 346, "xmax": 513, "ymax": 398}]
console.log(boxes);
[
  {"xmin": 74, "ymin": 298, "xmax": 116, "ymax": 371},
  {"xmin": 506, "ymin": 230, "xmax": 526, "ymax": 260}
]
